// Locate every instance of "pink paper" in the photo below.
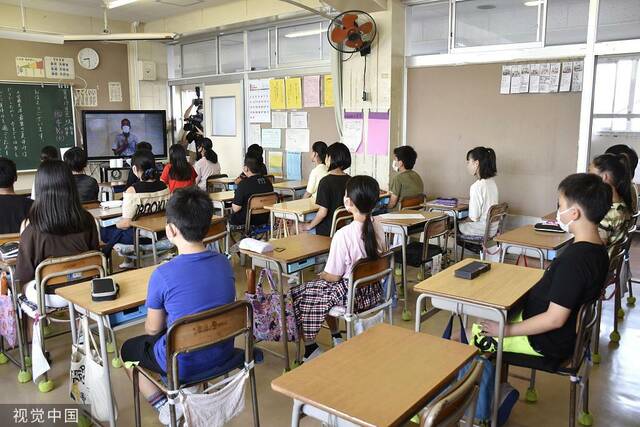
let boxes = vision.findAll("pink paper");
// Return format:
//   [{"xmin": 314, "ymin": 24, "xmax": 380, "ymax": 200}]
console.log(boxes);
[
  {"xmin": 303, "ymin": 75, "xmax": 320, "ymax": 107},
  {"xmin": 366, "ymin": 112, "xmax": 390, "ymax": 156},
  {"xmin": 356, "ymin": 140, "xmax": 365, "ymax": 154}
]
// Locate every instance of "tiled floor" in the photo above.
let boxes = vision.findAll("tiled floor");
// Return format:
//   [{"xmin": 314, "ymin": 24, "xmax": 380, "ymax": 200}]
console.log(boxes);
[{"xmin": 1, "ymin": 246, "xmax": 639, "ymax": 427}]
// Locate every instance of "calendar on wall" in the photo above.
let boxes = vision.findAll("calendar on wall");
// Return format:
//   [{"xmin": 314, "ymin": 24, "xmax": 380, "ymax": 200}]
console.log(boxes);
[
  {"xmin": 248, "ymin": 79, "xmax": 271, "ymax": 123},
  {"xmin": 45, "ymin": 56, "xmax": 75, "ymax": 80}
]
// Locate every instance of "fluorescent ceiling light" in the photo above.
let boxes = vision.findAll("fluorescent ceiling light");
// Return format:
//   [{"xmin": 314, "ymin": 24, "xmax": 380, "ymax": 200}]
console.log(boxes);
[
  {"xmin": 107, "ymin": 0, "xmax": 140, "ymax": 9},
  {"xmin": 0, "ymin": 29, "xmax": 64, "ymax": 44},
  {"xmin": 64, "ymin": 32, "xmax": 176, "ymax": 42},
  {"xmin": 523, "ymin": 1, "xmax": 542, "ymax": 6},
  {"xmin": 284, "ymin": 28, "xmax": 325, "ymax": 38}
]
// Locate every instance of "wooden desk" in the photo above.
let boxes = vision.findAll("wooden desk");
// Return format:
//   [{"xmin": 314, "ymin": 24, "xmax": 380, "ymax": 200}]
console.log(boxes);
[
  {"xmin": 273, "ymin": 180, "xmax": 308, "ymax": 200},
  {"xmin": 266, "ymin": 198, "xmax": 320, "ymax": 236},
  {"xmin": 209, "ymin": 190, "xmax": 235, "ymax": 215},
  {"xmin": 88, "ymin": 207, "xmax": 123, "ymax": 227},
  {"xmin": 240, "ymin": 234, "xmax": 331, "ymax": 369},
  {"xmin": 377, "ymin": 211, "xmax": 447, "ymax": 321},
  {"xmin": 414, "ymin": 259, "xmax": 543, "ymax": 427},
  {"xmin": 209, "ymin": 177, "xmax": 237, "ymax": 191},
  {"xmin": 496, "ymin": 225, "xmax": 573, "ymax": 268},
  {"xmin": 272, "ymin": 323, "xmax": 476, "ymax": 427},
  {"xmin": 56, "ymin": 266, "xmax": 156, "ymax": 427},
  {"xmin": 542, "ymin": 211, "xmax": 556, "ymax": 221}
]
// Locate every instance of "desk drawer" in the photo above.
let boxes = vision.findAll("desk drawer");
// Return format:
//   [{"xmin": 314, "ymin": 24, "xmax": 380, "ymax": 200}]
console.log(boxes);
[
  {"xmin": 109, "ymin": 304, "xmax": 147, "ymax": 327},
  {"xmin": 287, "ymin": 257, "xmax": 316, "ymax": 274},
  {"xmin": 100, "ymin": 216, "xmax": 122, "ymax": 228}
]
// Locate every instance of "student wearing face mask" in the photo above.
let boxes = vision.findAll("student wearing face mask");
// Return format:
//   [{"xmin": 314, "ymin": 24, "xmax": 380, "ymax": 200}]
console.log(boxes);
[
  {"xmin": 112, "ymin": 118, "xmax": 140, "ymax": 157},
  {"xmin": 387, "ymin": 146, "xmax": 424, "ymax": 210}
]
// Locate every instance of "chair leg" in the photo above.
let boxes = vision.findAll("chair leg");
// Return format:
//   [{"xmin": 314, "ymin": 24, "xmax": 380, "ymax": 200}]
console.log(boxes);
[
  {"xmin": 133, "ymin": 368, "xmax": 142, "ymax": 427},
  {"xmin": 169, "ymin": 399, "xmax": 178, "ymax": 427},
  {"xmin": 628, "ymin": 277, "xmax": 636, "ymax": 305},
  {"xmin": 249, "ymin": 368, "xmax": 260, "ymax": 426},
  {"xmin": 570, "ymin": 379, "xmax": 578, "ymax": 427},
  {"xmin": 526, "ymin": 369, "xmax": 538, "ymax": 402},
  {"xmin": 592, "ymin": 299, "xmax": 603, "ymax": 364},
  {"xmin": 610, "ymin": 281, "xmax": 621, "ymax": 343},
  {"xmin": 578, "ymin": 378, "xmax": 593, "ymax": 426}
]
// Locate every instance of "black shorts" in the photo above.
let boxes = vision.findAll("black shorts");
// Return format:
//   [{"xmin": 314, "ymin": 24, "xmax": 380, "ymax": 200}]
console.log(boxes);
[{"xmin": 120, "ymin": 333, "xmax": 165, "ymax": 374}]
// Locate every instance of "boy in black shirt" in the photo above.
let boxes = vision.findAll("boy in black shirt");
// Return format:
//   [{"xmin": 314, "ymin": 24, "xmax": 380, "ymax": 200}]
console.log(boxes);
[
  {"xmin": 0, "ymin": 157, "xmax": 33, "ymax": 234},
  {"xmin": 477, "ymin": 173, "xmax": 611, "ymax": 360},
  {"xmin": 230, "ymin": 155, "xmax": 273, "ymax": 226}
]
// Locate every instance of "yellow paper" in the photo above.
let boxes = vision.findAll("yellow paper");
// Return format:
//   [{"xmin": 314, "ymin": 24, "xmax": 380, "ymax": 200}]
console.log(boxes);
[
  {"xmin": 324, "ymin": 74, "xmax": 334, "ymax": 107},
  {"xmin": 270, "ymin": 79, "xmax": 286, "ymax": 110},
  {"xmin": 268, "ymin": 151, "xmax": 284, "ymax": 177},
  {"xmin": 285, "ymin": 77, "xmax": 302, "ymax": 109}
]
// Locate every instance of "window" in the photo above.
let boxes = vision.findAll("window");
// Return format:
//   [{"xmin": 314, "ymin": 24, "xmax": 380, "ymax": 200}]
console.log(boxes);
[
  {"xmin": 211, "ymin": 96, "xmax": 236, "ymax": 136},
  {"xmin": 597, "ymin": 0, "xmax": 640, "ymax": 42},
  {"xmin": 219, "ymin": 33, "xmax": 245, "ymax": 73},
  {"xmin": 545, "ymin": 0, "xmax": 589, "ymax": 46},
  {"xmin": 248, "ymin": 29, "xmax": 269, "ymax": 71},
  {"xmin": 181, "ymin": 40, "xmax": 217, "ymax": 76},
  {"xmin": 406, "ymin": 1, "xmax": 449, "ymax": 55},
  {"xmin": 454, "ymin": 0, "xmax": 541, "ymax": 48},
  {"xmin": 277, "ymin": 22, "xmax": 324, "ymax": 65},
  {"xmin": 593, "ymin": 57, "xmax": 640, "ymax": 133}
]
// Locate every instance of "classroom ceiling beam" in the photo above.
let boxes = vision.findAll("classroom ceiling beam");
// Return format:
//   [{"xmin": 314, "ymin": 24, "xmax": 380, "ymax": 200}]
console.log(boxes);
[{"xmin": 322, "ymin": 0, "xmax": 387, "ymax": 13}]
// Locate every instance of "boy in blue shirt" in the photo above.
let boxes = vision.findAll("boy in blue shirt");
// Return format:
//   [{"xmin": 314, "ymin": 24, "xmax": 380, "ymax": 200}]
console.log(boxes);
[{"xmin": 121, "ymin": 186, "xmax": 235, "ymax": 425}]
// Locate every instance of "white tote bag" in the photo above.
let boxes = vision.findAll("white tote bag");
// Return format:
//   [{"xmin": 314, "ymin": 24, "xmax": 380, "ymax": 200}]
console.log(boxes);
[{"xmin": 69, "ymin": 317, "xmax": 118, "ymax": 422}]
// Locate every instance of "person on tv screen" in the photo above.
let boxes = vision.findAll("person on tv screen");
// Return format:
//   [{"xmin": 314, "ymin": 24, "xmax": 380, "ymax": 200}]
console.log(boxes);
[{"xmin": 112, "ymin": 118, "xmax": 140, "ymax": 157}]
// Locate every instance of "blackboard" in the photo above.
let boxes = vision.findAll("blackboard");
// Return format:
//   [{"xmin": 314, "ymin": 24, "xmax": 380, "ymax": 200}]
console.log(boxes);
[{"xmin": 0, "ymin": 82, "xmax": 75, "ymax": 171}]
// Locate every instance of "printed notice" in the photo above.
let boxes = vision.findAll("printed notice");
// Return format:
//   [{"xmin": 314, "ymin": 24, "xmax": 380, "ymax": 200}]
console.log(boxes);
[
  {"xmin": 261, "ymin": 128, "xmax": 281, "ymax": 149},
  {"xmin": 289, "ymin": 112, "xmax": 308, "ymax": 129},
  {"xmin": 285, "ymin": 128, "xmax": 310, "ymax": 152},
  {"xmin": 559, "ymin": 62, "xmax": 573, "ymax": 92},
  {"xmin": 15, "ymin": 57, "xmax": 44, "ymax": 78},
  {"xmin": 108, "ymin": 82, "xmax": 122, "ymax": 102},
  {"xmin": 529, "ymin": 64, "xmax": 541, "ymax": 93},
  {"xmin": 303, "ymin": 75, "xmax": 320, "ymax": 107},
  {"xmin": 572, "ymin": 61, "xmax": 584, "ymax": 92},
  {"xmin": 500, "ymin": 65, "xmax": 511, "ymax": 94},
  {"xmin": 510, "ymin": 65, "xmax": 521, "ymax": 94},
  {"xmin": 248, "ymin": 79, "xmax": 271, "ymax": 123},
  {"xmin": 285, "ymin": 77, "xmax": 302, "ymax": 109},
  {"xmin": 549, "ymin": 63, "xmax": 561, "ymax": 93},
  {"xmin": 271, "ymin": 111, "xmax": 288, "ymax": 129},
  {"xmin": 269, "ymin": 79, "xmax": 285, "ymax": 110}
]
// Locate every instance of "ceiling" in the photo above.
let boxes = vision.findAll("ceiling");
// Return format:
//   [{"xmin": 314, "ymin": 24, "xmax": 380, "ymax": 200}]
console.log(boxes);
[{"xmin": 0, "ymin": 0, "xmax": 237, "ymax": 23}]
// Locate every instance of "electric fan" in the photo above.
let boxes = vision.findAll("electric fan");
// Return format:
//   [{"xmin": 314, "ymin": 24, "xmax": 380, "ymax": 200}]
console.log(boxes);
[{"xmin": 327, "ymin": 10, "xmax": 377, "ymax": 56}]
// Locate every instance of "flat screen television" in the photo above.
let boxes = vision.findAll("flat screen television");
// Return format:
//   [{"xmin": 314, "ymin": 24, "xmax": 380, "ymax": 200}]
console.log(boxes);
[{"xmin": 82, "ymin": 110, "xmax": 167, "ymax": 160}]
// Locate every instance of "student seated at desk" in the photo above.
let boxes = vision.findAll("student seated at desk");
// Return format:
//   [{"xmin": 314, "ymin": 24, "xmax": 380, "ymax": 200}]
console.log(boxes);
[
  {"xmin": 100, "ymin": 150, "xmax": 169, "ymax": 266},
  {"xmin": 15, "ymin": 160, "xmax": 99, "ymax": 314},
  {"xmin": 293, "ymin": 176, "xmax": 386, "ymax": 361},
  {"xmin": 234, "ymin": 144, "xmax": 267, "ymax": 185},
  {"xmin": 161, "ymin": 144, "xmax": 197, "ymax": 192},
  {"xmin": 30, "ymin": 145, "xmax": 59, "ymax": 200},
  {"xmin": 121, "ymin": 187, "xmax": 235, "ymax": 425},
  {"xmin": 63, "ymin": 147, "xmax": 98, "ymax": 203},
  {"xmin": 387, "ymin": 145, "xmax": 423, "ymax": 209},
  {"xmin": 303, "ymin": 141, "xmax": 328, "ymax": 200},
  {"xmin": 193, "ymin": 138, "xmax": 221, "ymax": 191},
  {"xmin": 229, "ymin": 155, "xmax": 273, "ymax": 227},
  {"xmin": 475, "ymin": 174, "xmax": 610, "ymax": 417},
  {"xmin": 125, "ymin": 142, "xmax": 153, "ymax": 189},
  {"xmin": 589, "ymin": 153, "xmax": 632, "ymax": 248},
  {"xmin": 0, "ymin": 157, "xmax": 33, "ymax": 234},
  {"xmin": 303, "ymin": 142, "xmax": 351, "ymax": 236},
  {"xmin": 458, "ymin": 146, "xmax": 499, "ymax": 238},
  {"xmin": 605, "ymin": 144, "xmax": 638, "ymax": 214}
]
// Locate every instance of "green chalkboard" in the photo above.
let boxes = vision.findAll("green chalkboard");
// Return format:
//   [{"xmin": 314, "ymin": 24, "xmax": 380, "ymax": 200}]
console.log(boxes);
[{"xmin": 0, "ymin": 82, "xmax": 75, "ymax": 171}]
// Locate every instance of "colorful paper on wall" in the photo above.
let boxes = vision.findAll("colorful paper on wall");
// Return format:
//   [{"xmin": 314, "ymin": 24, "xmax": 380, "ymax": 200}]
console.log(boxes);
[
  {"xmin": 366, "ymin": 112, "xmax": 390, "ymax": 156},
  {"xmin": 268, "ymin": 151, "xmax": 284, "ymax": 177},
  {"xmin": 303, "ymin": 75, "xmax": 321, "ymax": 107},
  {"xmin": 261, "ymin": 128, "xmax": 281, "ymax": 148},
  {"xmin": 15, "ymin": 56, "xmax": 44, "ymax": 78},
  {"xmin": 343, "ymin": 112, "xmax": 363, "ymax": 152},
  {"xmin": 270, "ymin": 79, "xmax": 286, "ymax": 110},
  {"xmin": 324, "ymin": 75, "xmax": 334, "ymax": 107},
  {"xmin": 286, "ymin": 152, "xmax": 302, "ymax": 180},
  {"xmin": 285, "ymin": 129, "xmax": 310, "ymax": 152},
  {"xmin": 285, "ymin": 77, "xmax": 302, "ymax": 109}
]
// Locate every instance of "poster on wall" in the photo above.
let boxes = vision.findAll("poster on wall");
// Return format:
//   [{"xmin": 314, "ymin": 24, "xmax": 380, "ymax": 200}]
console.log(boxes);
[
  {"xmin": 549, "ymin": 63, "xmax": 561, "ymax": 93},
  {"xmin": 44, "ymin": 56, "xmax": 75, "ymax": 80},
  {"xmin": 529, "ymin": 64, "xmax": 541, "ymax": 93},
  {"xmin": 248, "ymin": 79, "xmax": 271, "ymax": 123},
  {"xmin": 500, "ymin": 65, "xmax": 511, "ymax": 94},
  {"xmin": 559, "ymin": 62, "xmax": 573, "ymax": 92},
  {"xmin": 324, "ymin": 75, "xmax": 334, "ymax": 107},
  {"xmin": 261, "ymin": 128, "xmax": 281, "ymax": 148},
  {"xmin": 108, "ymin": 82, "xmax": 123, "ymax": 102},
  {"xmin": 539, "ymin": 63, "xmax": 551, "ymax": 93},
  {"xmin": 571, "ymin": 61, "xmax": 584, "ymax": 92},
  {"xmin": 285, "ymin": 128, "xmax": 310, "ymax": 152},
  {"xmin": 343, "ymin": 111, "xmax": 364, "ymax": 152},
  {"xmin": 268, "ymin": 151, "xmax": 284, "ymax": 177},
  {"xmin": 510, "ymin": 65, "xmax": 521, "ymax": 94},
  {"xmin": 15, "ymin": 57, "xmax": 44, "ymax": 78},
  {"xmin": 269, "ymin": 79, "xmax": 286, "ymax": 110},
  {"xmin": 303, "ymin": 75, "xmax": 321, "ymax": 107},
  {"xmin": 519, "ymin": 64, "xmax": 530, "ymax": 93},
  {"xmin": 285, "ymin": 77, "xmax": 302, "ymax": 109}
]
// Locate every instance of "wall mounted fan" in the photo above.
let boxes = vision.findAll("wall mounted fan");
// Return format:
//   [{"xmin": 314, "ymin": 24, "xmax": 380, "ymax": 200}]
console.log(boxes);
[{"xmin": 327, "ymin": 10, "xmax": 377, "ymax": 56}]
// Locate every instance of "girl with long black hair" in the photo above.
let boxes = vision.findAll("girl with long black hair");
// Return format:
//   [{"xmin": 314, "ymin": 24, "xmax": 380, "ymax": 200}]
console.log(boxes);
[
  {"xmin": 160, "ymin": 144, "xmax": 197, "ymax": 192},
  {"xmin": 590, "ymin": 153, "xmax": 633, "ymax": 247},
  {"xmin": 292, "ymin": 175, "xmax": 386, "ymax": 361},
  {"xmin": 193, "ymin": 138, "xmax": 221, "ymax": 191}
]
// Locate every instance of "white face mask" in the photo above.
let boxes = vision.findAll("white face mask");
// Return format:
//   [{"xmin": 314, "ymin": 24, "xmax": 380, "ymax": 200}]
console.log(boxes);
[
  {"xmin": 392, "ymin": 160, "xmax": 400, "ymax": 172},
  {"xmin": 122, "ymin": 125, "xmax": 130, "ymax": 134},
  {"xmin": 556, "ymin": 207, "xmax": 575, "ymax": 233}
]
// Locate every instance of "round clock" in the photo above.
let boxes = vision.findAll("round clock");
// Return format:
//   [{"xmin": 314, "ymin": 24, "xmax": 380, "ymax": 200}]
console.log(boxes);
[{"xmin": 77, "ymin": 48, "xmax": 100, "ymax": 70}]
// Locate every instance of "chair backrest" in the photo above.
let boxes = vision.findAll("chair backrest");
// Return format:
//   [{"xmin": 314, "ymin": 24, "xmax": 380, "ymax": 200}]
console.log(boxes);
[
  {"xmin": 421, "ymin": 214, "xmax": 449, "ymax": 261},
  {"xmin": 399, "ymin": 194, "xmax": 426, "ymax": 211},
  {"xmin": 165, "ymin": 300, "xmax": 253, "ymax": 389},
  {"xmin": 482, "ymin": 203, "xmax": 509, "ymax": 245},
  {"xmin": 605, "ymin": 239, "xmax": 626, "ymax": 288},
  {"xmin": 420, "ymin": 360, "xmax": 484, "ymax": 427},
  {"xmin": 346, "ymin": 252, "xmax": 394, "ymax": 312},
  {"xmin": 265, "ymin": 175, "xmax": 275, "ymax": 184},
  {"xmin": 568, "ymin": 299, "xmax": 599, "ymax": 371},
  {"xmin": 203, "ymin": 218, "xmax": 227, "ymax": 247},
  {"xmin": 330, "ymin": 207, "xmax": 353, "ymax": 237},
  {"xmin": 245, "ymin": 192, "xmax": 279, "ymax": 228},
  {"xmin": 206, "ymin": 174, "xmax": 229, "ymax": 192},
  {"xmin": 0, "ymin": 233, "xmax": 20, "ymax": 246},
  {"xmin": 34, "ymin": 251, "xmax": 107, "ymax": 307}
]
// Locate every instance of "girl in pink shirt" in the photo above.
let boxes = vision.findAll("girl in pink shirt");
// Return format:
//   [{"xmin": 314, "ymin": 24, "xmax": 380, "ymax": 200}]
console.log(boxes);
[{"xmin": 291, "ymin": 175, "xmax": 387, "ymax": 361}]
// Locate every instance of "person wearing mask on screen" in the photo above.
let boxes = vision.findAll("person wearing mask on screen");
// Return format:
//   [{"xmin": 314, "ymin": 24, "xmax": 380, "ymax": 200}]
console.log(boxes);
[{"xmin": 112, "ymin": 118, "xmax": 139, "ymax": 157}]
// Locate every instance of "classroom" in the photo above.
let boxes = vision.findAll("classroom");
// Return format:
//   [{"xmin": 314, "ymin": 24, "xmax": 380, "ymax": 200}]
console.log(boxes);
[{"xmin": 0, "ymin": 0, "xmax": 639, "ymax": 426}]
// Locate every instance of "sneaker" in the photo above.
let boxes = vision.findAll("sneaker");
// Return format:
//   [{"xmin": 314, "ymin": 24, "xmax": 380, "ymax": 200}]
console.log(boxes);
[
  {"xmin": 118, "ymin": 259, "xmax": 135, "ymax": 269},
  {"xmin": 158, "ymin": 401, "xmax": 184, "ymax": 426},
  {"xmin": 303, "ymin": 346, "xmax": 323, "ymax": 363},
  {"xmin": 332, "ymin": 336, "xmax": 344, "ymax": 347},
  {"xmin": 497, "ymin": 382, "xmax": 520, "ymax": 426}
]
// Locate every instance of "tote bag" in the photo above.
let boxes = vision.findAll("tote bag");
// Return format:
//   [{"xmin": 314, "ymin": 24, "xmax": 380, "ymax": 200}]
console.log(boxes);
[
  {"xmin": 69, "ymin": 316, "xmax": 118, "ymax": 422},
  {"xmin": 0, "ymin": 294, "xmax": 17, "ymax": 348},
  {"xmin": 245, "ymin": 269, "xmax": 298, "ymax": 342}
]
